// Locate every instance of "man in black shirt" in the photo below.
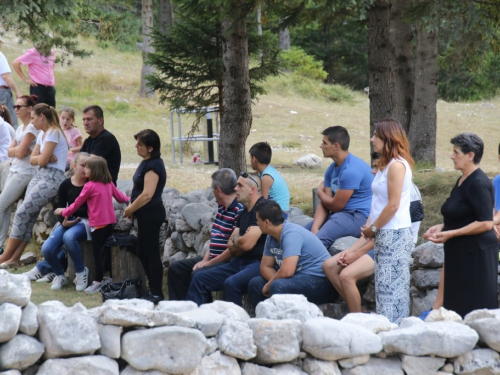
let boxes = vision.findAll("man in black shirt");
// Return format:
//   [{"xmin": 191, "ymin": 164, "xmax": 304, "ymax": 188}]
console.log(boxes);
[
  {"xmin": 185, "ymin": 172, "xmax": 266, "ymax": 306},
  {"xmin": 80, "ymin": 105, "xmax": 121, "ymax": 185}
]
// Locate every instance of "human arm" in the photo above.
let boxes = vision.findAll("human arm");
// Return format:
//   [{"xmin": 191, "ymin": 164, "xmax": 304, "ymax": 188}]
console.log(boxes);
[
  {"xmin": 362, "ymin": 161, "xmax": 405, "ymax": 238},
  {"xmin": 337, "ymin": 237, "xmax": 374, "ymax": 267},
  {"xmin": 1, "ymin": 73, "xmax": 20, "ymax": 97},
  {"xmin": 30, "ymin": 141, "xmax": 57, "ymax": 167},
  {"xmin": 58, "ymin": 184, "xmax": 92, "ymax": 218},
  {"xmin": 8, "ymin": 132, "xmax": 35, "ymax": 158},
  {"xmin": 261, "ymin": 255, "xmax": 299, "ymax": 297},
  {"xmin": 228, "ymin": 225, "xmax": 263, "ymax": 256},
  {"xmin": 12, "ymin": 59, "xmax": 37, "ymax": 87},
  {"xmin": 111, "ymin": 183, "xmax": 130, "ymax": 205},
  {"xmin": 124, "ymin": 170, "xmax": 158, "ymax": 218},
  {"xmin": 317, "ymin": 184, "xmax": 354, "ymax": 213},
  {"xmin": 69, "ymin": 136, "xmax": 82, "ymax": 154},
  {"xmin": 426, "ymin": 221, "xmax": 493, "ymax": 244},
  {"xmin": 260, "ymin": 175, "xmax": 273, "ymax": 199}
]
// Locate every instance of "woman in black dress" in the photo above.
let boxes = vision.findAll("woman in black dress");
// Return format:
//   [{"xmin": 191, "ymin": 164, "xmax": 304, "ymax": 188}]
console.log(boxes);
[
  {"xmin": 424, "ymin": 133, "xmax": 497, "ymax": 318},
  {"xmin": 124, "ymin": 129, "xmax": 167, "ymax": 303}
]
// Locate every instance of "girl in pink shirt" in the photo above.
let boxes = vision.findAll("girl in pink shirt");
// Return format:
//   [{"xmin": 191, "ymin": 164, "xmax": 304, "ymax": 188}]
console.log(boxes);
[
  {"xmin": 55, "ymin": 155, "xmax": 129, "ymax": 293},
  {"xmin": 60, "ymin": 107, "xmax": 82, "ymax": 171}
]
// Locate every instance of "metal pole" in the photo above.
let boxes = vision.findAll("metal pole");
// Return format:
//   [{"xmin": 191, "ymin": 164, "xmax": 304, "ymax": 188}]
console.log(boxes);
[
  {"xmin": 177, "ymin": 112, "xmax": 183, "ymax": 164},
  {"xmin": 170, "ymin": 111, "xmax": 175, "ymax": 164}
]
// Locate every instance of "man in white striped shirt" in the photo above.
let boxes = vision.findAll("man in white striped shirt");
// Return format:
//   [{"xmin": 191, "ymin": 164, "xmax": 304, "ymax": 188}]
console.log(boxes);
[{"xmin": 168, "ymin": 168, "xmax": 243, "ymax": 300}]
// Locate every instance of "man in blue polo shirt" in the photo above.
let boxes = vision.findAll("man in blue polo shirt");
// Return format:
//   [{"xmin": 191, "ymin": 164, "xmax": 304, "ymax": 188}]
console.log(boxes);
[
  {"xmin": 306, "ymin": 126, "xmax": 373, "ymax": 249},
  {"xmin": 248, "ymin": 200, "xmax": 338, "ymax": 309},
  {"xmin": 168, "ymin": 168, "xmax": 243, "ymax": 300}
]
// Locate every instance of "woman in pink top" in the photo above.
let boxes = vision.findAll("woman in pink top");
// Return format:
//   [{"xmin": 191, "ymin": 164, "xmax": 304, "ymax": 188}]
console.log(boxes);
[{"xmin": 55, "ymin": 155, "xmax": 129, "ymax": 293}]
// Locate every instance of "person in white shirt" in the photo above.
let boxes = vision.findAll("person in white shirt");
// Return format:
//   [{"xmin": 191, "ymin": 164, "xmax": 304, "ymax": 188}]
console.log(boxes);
[{"xmin": 0, "ymin": 39, "xmax": 21, "ymax": 128}]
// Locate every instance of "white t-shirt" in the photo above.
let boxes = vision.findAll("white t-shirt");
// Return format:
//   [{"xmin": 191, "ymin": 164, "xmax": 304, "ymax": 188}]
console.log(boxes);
[
  {"xmin": 11, "ymin": 123, "xmax": 39, "ymax": 175},
  {"xmin": 370, "ymin": 157, "xmax": 412, "ymax": 230},
  {"xmin": 0, "ymin": 52, "xmax": 11, "ymax": 86},
  {"xmin": 0, "ymin": 118, "xmax": 12, "ymax": 162},
  {"xmin": 36, "ymin": 128, "xmax": 68, "ymax": 172}
]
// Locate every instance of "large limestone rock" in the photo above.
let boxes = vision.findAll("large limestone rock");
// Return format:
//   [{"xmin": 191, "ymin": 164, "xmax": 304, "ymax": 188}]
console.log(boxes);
[
  {"xmin": 19, "ymin": 302, "xmax": 38, "ymax": 336},
  {"xmin": 412, "ymin": 268, "xmax": 442, "ymax": 289},
  {"xmin": 338, "ymin": 355, "xmax": 371, "ymax": 369},
  {"xmin": 410, "ymin": 287, "xmax": 438, "ymax": 317},
  {"xmin": 181, "ymin": 308, "xmax": 225, "ymax": 337},
  {"xmin": 200, "ymin": 301, "xmax": 250, "ymax": 321},
  {"xmin": 293, "ymin": 154, "xmax": 322, "ymax": 169},
  {"xmin": 191, "ymin": 351, "xmax": 241, "ymax": 375},
  {"xmin": 120, "ymin": 366, "xmax": 169, "ymax": 375},
  {"xmin": 340, "ymin": 313, "xmax": 397, "ymax": 333},
  {"xmin": 272, "ymin": 364, "xmax": 307, "ymax": 374},
  {"xmin": 240, "ymin": 363, "xmax": 275, "ymax": 375},
  {"xmin": 401, "ymin": 355, "xmax": 446, "ymax": 375},
  {"xmin": 248, "ymin": 318, "xmax": 302, "ymax": 364},
  {"xmin": 288, "ymin": 215, "xmax": 313, "ymax": 227},
  {"xmin": 121, "ymin": 326, "xmax": 206, "ymax": 374},
  {"xmin": 454, "ymin": 348, "xmax": 500, "ymax": 375},
  {"xmin": 302, "ymin": 358, "xmax": 341, "ymax": 375},
  {"xmin": 98, "ymin": 325, "xmax": 122, "ymax": 359},
  {"xmin": 412, "ymin": 242, "xmax": 444, "ymax": 268},
  {"xmin": 341, "ymin": 357, "xmax": 404, "ymax": 375},
  {"xmin": 216, "ymin": 319, "xmax": 257, "ymax": 360},
  {"xmin": 38, "ymin": 304, "xmax": 101, "ymax": 358},
  {"xmin": 156, "ymin": 300, "xmax": 198, "ymax": 313},
  {"xmin": 465, "ymin": 311, "xmax": 500, "ymax": 352},
  {"xmin": 425, "ymin": 307, "xmax": 462, "ymax": 323},
  {"xmin": 0, "ymin": 271, "xmax": 31, "ymax": 307},
  {"xmin": 329, "ymin": 237, "xmax": 359, "ymax": 256},
  {"xmin": 36, "ymin": 355, "xmax": 119, "ymax": 375},
  {"xmin": 301, "ymin": 317, "xmax": 382, "ymax": 361},
  {"xmin": 0, "ymin": 334, "xmax": 44, "ymax": 371},
  {"xmin": 0, "ymin": 303, "xmax": 22, "ymax": 343},
  {"xmin": 379, "ymin": 321, "xmax": 478, "ymax": 358},
  {"xmin": 181, "ymin": 203, "xmax": 214, "ymax": 231},
  {"xmin": 255, "ymin": 294, "xmax": 323, "ymax": 323}
]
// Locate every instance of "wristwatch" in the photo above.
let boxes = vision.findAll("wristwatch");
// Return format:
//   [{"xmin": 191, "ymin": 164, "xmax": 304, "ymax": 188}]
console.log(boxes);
[{"xmin": 371, "ymin": 225, "xmax": 378, "ymax": 235}]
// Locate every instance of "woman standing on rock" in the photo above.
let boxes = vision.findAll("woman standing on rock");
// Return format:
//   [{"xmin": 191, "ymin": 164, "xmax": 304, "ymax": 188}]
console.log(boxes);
[
  {"xmin": 424, "ymin": 133, "xmax": 497, "ymax": 318},
  {"xmin": 0, "ymin": 103, "xmax": 67, "ymax": 268},
  {"xmin": 124, "ymin": 129, "xmax": 167, "ymax": 303},
  {"xmin": 361, "ymin": 119, "xmax": 414, "ymax": 324}
]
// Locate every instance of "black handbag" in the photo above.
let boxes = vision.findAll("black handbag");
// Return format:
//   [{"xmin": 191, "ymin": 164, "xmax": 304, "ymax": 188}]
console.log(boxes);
[
  {"xmin": 409, "ymin": 183, "xmax": 424, "ymax": 223},
  {"xmin": 100, "ymin": 278, "xmax": 142, "ymax": 302}
]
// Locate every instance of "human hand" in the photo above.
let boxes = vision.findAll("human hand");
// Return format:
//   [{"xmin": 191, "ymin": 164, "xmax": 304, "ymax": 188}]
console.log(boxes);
[
  {"xmin": 193, "ymin": 260, "xmax": 208, "ymax": 271},
  {"xmin": 123, "ymin": 206, "xmax": 133, "ymax": 218},
  {"xmin": 318, "ymin": 181, "xmax": 325, "ymax": 192},
  {"xmin": 262, "ymin": 281, "xmax": 271, "ymax": 297},
  {"xmin": 361, "ymin": 224, "xmax": 374, "ymax": 240},
  {"xmin": 426, "ymin": 230, "xmax": 453, "ymax": 244},
  {"xmin": 24, "ymin": 148, "xmax": 31, "ymax": 157},
  {"xmin": 62, "ymin": 216, "xmax": 80, "ymax": 228},
  {"xmin": 54, "ymin": 208, "xmax": 64, "ymax": 216},
  {"xmin": 423, "ymin": 224, "xmax": 444, "ymax": 240},
  {"xmin": 49, "ymin": 154, "xmax": 58, "ymax": 163},
  {"xmin": 24, "ymin": 77, "xmax": 37, "ymax": 87}
]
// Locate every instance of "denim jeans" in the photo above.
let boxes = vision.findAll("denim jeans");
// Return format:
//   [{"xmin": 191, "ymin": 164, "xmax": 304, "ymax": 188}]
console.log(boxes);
[
  {"xmin": 185, "ymin": 257, "xmax": 261, "ymax": 306},
  {"xmin": 41, "ymin": 221, "xmax": 87, "ymax": 276},
  {"xmin": 304, "ymin": 211, "xmax": 367, "ymax": 249},
  {"xmin": 37, "ymin": 251, "xmax": 67, "ymax": 275},
  {"xmin": 0, "ymin": 88, "xmax": 17, "ymax": 128},
  {"xmin": 248, "ymin": 274, "xmax": 340, "ymax": 310}
]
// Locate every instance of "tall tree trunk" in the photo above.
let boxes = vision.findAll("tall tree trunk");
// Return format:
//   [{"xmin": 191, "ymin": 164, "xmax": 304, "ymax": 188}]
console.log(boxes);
[
  {"xmin": 219, "ymin": 1, "xmax": 252, "ymax": 174},
  {"xmin": 389, "ymin": 0, "xmax": 413, "ymax": 133},
  {"xmin": 158, "ymin": 0, "xmax": 173, "ymax": 34},
  {"xmin": 139, "ymin": 0, "xmax": 155, "ymax": 97},
  {"xmin": 368, "ymin": 0, "xmax": 393, "ymax": 137},
  {"xmin": 279, "ymin": 27, "xmax": 291, "ymax": 50},
  {"xmin": 408, "ymin": 4, "xmax": 438, "ymax": 165}
]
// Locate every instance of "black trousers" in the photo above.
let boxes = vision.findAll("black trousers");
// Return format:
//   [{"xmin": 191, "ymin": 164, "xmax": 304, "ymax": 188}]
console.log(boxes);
[
  {"xmin": 91, "ymin": 224, "xmax": 113, "ymax": 282},
  {"xmin": 30, "ymin": 84, "xmax": 56, "ymax": 108},
  {"xmin": 135, "ymin": 205, "xmax": 166, "ymax": 296},
  {"xmin": 167, "ymin": 256, "xmax": 227, "ymax": 301}
]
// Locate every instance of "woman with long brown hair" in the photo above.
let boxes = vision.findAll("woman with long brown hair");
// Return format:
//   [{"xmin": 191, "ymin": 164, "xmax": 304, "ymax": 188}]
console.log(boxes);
[{"xmin": 361, "ymin": 118, "xmax": 414, "ymax": 323}]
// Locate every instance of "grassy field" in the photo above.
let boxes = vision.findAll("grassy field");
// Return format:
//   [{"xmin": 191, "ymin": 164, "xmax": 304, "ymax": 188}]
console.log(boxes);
[{"xmin": 1, "ymin": 34, "xmax": 498, "ymax": 307}]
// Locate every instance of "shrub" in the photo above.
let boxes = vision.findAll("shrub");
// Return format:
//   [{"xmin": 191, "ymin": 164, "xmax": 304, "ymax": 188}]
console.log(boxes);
[{"xmin": 280, "ymin": 47, "xmax": 328, "ymax": 81}]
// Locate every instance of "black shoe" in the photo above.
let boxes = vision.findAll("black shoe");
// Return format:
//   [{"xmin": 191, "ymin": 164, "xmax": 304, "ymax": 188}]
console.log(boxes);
[{"xmin": 143, "ymin": 291, "xmax": 164, "ymax": 304}]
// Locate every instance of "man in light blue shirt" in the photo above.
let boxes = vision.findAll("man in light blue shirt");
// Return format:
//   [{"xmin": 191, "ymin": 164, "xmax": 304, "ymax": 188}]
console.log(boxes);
[
  {"xmin": 248, "ymin": 200, "xmax": 338, "ymax": 309},
  {"xmin": 305, "ymin": 126, "xmax": 373, "ymax": 249}
]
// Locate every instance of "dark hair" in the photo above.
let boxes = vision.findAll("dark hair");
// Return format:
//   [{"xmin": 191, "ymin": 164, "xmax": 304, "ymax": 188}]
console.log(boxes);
[
  {"xmin": 371, "ymin": 152, "xmax": 381, "ymax": 160},
  {"xmin": 18, "ymin": 94, "xmax": 38, "ymax": 107},
  {"xmin": 249, "ymin": 142, "xmax": 272, "ymax": 165},
  {"xmin": 0, "ymin": 104, "xmax": 13, "ymax": 125},
  {"xmin": 85, "ymin": 155, "xmax": 112, "ymax": 183},
  {"xmin": 255, "ymin": 199, "xmax": 284, "ymax": 226},
  {"xmin": 134, "ymin": 129, "xmax": 161, "ymax": 159},
  {"xmin": 83, "ymin": 105, "xmax": 104, "ymax": 120},
  {"xmin": 60, "ymin": 107, "xmax": 76, "ymax": 120},
  {"xmin": 212, "ymin": 168, "xmax": 237, "ymax": 195},
  {"xmin": 450, "ymin": 132, "xmax": 484, "ymax": 164},
  {"xmin": 497, "ymin": 142, "xmax": 500, "ymax": 156},
  {"xmin": 373, "ymin": 118, "xmax": 414, "ymax": 170},
  {"xmin": 322, "ymin": 126, "xmax": 350, "ymax": 150}
]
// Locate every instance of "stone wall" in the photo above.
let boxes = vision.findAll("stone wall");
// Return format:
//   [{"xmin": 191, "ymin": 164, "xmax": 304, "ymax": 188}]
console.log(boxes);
[{"xmin": 3, "ymin": 269, "xmax": 500, "ymax": 374}]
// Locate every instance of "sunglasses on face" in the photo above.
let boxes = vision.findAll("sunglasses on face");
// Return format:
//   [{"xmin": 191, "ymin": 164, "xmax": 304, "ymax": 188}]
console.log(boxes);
[
  {"xmin": 240, "ymin": 172, "xmax": 259, "ymax": 188},
  {"xmin": 14, "ymin": 105, "xmax": 29, "ymax": 110}
]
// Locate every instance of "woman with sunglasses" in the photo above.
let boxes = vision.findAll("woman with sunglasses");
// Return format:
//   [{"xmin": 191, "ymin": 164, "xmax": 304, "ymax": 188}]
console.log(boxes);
[{"xmin": 0, "ymin": 95, "xmax": 38, "ymax": 255}]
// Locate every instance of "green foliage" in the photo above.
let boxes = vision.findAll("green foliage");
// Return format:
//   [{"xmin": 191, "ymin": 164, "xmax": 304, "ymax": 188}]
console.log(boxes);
[
  {"xmin": 282, "ymin": 140, "xmax": 301, "ymax": 149},
  {"xmin": 280, "ymin": 47, "xmax": 327, "ymax": 81}
]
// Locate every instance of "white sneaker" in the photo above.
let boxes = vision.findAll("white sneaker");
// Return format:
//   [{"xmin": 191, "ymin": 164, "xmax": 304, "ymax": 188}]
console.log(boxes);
[
  {"xmin": 51, "ymin": 275, "xmax": 68, "ymax": 290},
  {"xmin": 74, "ymin": 267, "xmax": 89, "ymax": 292},
  {"xmin": 84, "ymin": 281, "xmax": 103, "ymax": 293},
  {"xmin": 36, "ymin": 272, "xmax": 56, "ymax": 283},
  {"xmin": 23, "ymin": 266, "xmax": 43, "ymax": 281}
]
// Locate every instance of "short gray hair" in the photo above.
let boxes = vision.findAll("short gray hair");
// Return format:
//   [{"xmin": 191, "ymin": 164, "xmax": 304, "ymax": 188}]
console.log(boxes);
[
  {"xmin": 211, "ymin": 168, "xmax": 237, "ymax": 195},
  {"xmin": 450, "ymin": 132, "xmax": 484, "ymax": 164}
]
